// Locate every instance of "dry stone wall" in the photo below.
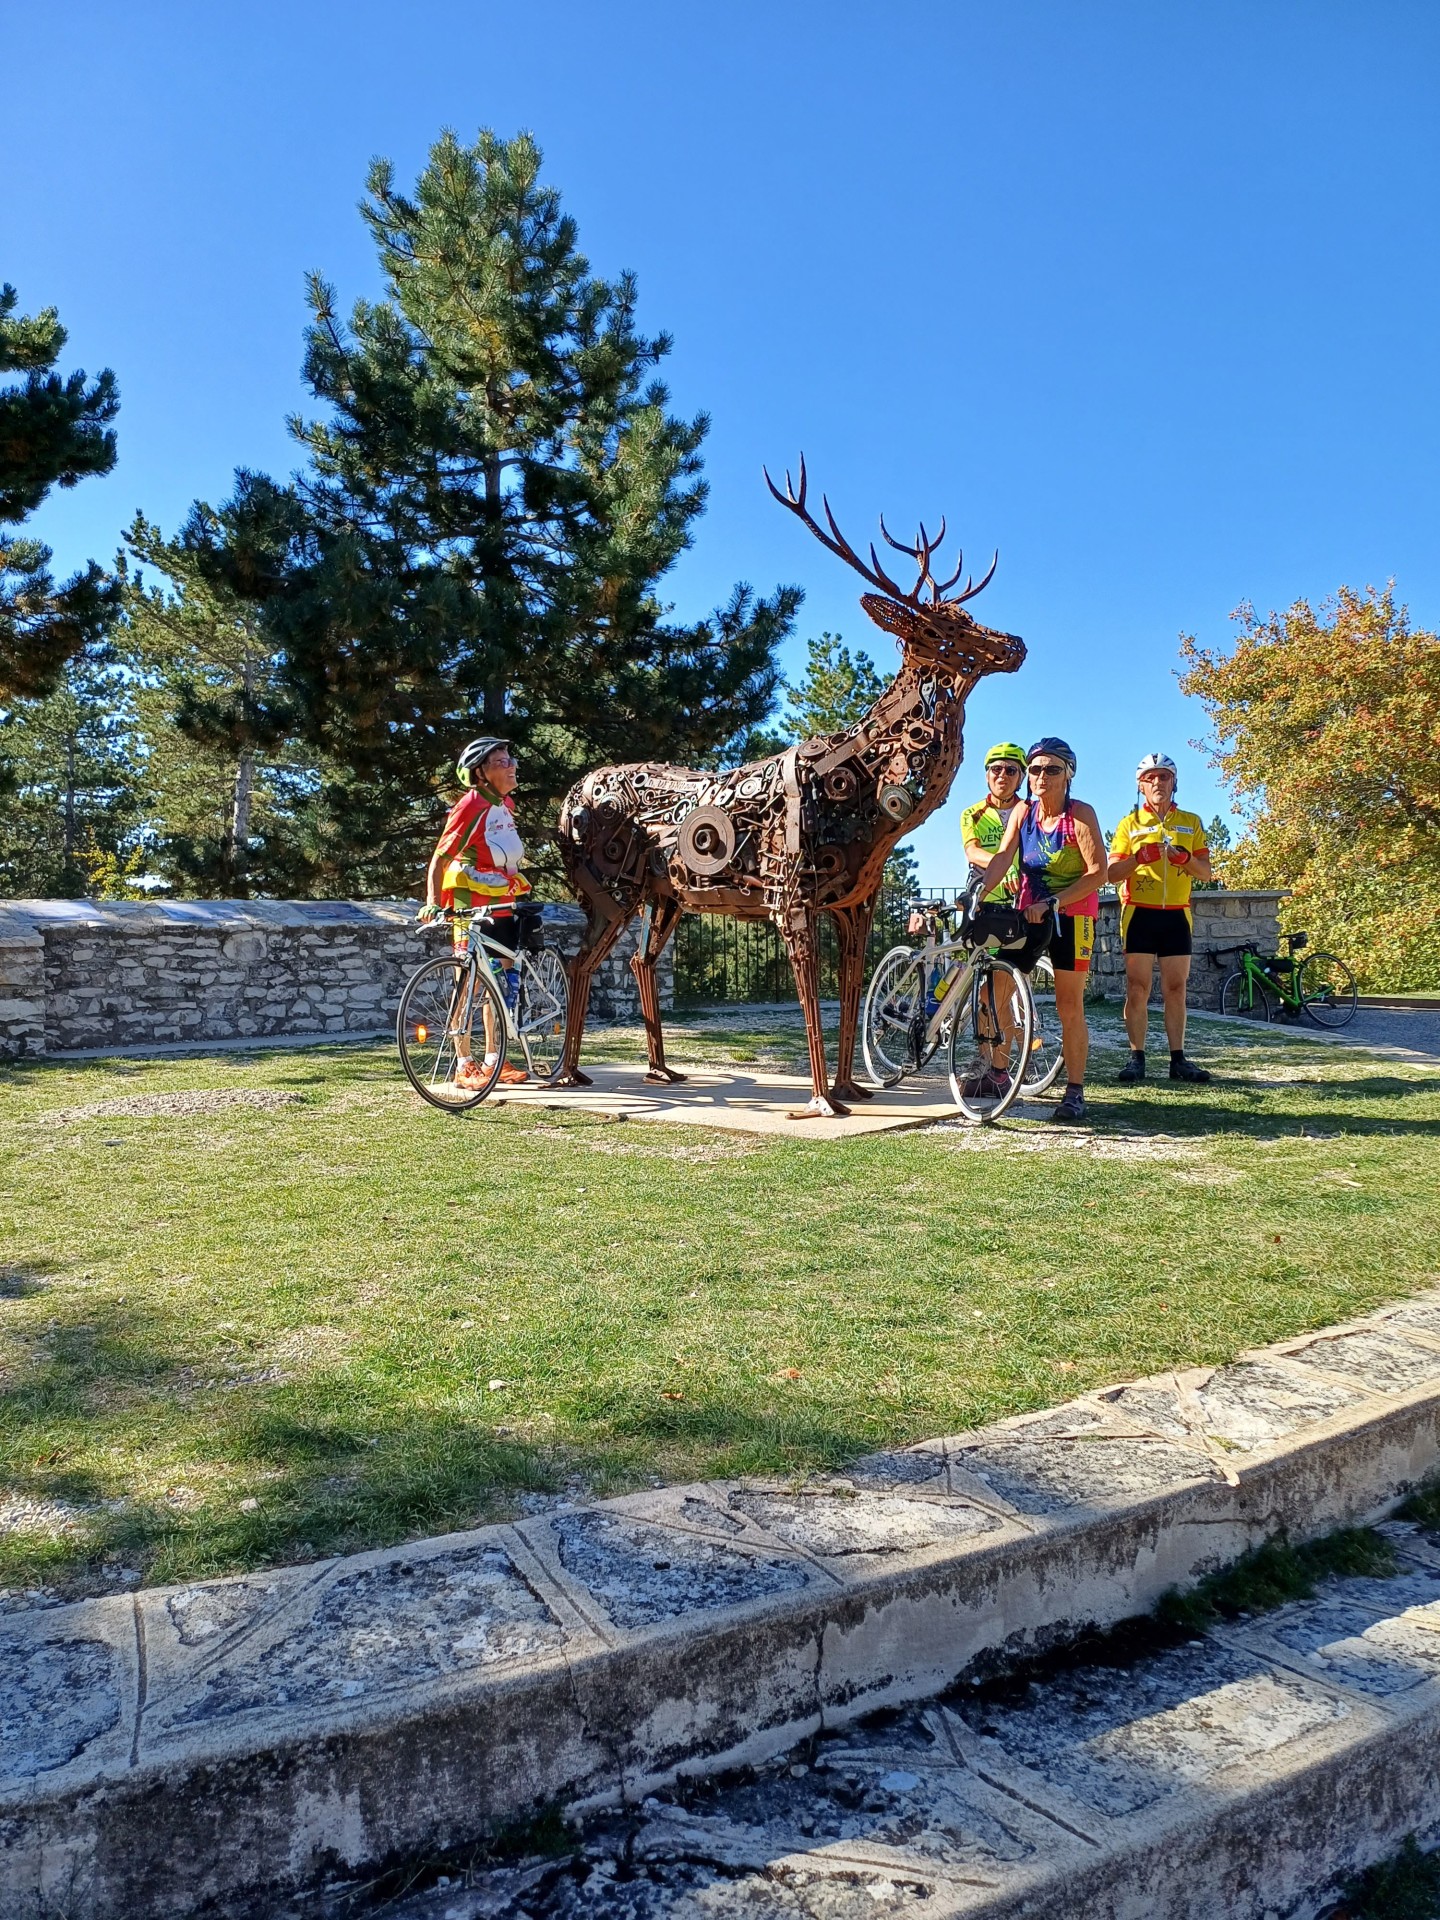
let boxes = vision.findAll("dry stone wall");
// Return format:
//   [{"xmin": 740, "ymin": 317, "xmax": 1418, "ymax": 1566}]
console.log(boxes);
[
  {"xmin": 0, "ymin": 900, "xmax": 669, "ymax": 1060},
  {"xmin": 1091, "ymin": 889, "xmax": 1286, "ymax": 1005}
]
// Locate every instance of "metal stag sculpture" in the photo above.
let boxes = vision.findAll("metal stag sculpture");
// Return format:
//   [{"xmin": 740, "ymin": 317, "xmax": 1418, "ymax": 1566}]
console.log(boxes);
[{"xmin": 553, "ymin": 458, "xmax": 1026, "ymax": 1117}]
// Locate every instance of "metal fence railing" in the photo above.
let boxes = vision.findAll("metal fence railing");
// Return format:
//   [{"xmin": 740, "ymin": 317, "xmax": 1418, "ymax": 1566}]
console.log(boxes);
[{"xmin": 673, "ymin": 883, "xmax": 957, "ymax": 1007}]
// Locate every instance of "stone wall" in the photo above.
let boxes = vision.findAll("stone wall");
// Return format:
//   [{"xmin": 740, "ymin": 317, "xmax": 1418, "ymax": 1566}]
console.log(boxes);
[
  {"xmin": 1091, "ymin": 889, "xmax": 1286, "ymax": 1006},
  {"xmin": 0, "ymin": 899, "xmax": 671, "ymax": 1060}
]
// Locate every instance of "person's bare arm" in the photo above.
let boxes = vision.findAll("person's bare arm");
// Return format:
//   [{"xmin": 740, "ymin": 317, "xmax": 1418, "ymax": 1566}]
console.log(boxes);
[
  {"xmin": 976, "ymin": 808, "xmax": 1024, "ymax": 897},
  {"xmin": 1051, "ymin": 803, "xmax": 1108, "ymax": 911},
  {"xmin": 424, "ymin": 847, "xmax": 445, "ymax": 911}
]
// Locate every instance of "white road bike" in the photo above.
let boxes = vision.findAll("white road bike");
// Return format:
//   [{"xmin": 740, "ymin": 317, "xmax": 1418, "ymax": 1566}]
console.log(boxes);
[
  {"xmin": 861, "ymin": 887, "xmax": 1065, "ymax": 1122},
  {"xmin": 396, "ymin": 909, "xmax": 569, "ymax": 1112}
]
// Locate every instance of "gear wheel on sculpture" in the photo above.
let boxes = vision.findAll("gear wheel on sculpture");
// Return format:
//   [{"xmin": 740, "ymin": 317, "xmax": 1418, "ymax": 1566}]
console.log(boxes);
[{"xmin": 677, "ymin": 803, "xmax": 737, "ymax": 878}]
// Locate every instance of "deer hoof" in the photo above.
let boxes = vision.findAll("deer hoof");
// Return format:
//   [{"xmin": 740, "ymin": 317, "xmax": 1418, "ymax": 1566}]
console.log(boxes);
[
  {"xmin": 829, "ymin": 1081, "xmax": 874, "ymax": 1103},
  {"xmin": 550, "ymin": 1069, "xmax": 594, "ymax": 1089},
  {"xmin": 644, "ymin": 1067, "xmax": 688, "ymax": 1085},
  {"xmin": 789, "ymin": 1095, "xmax": 850, "ymax": 1120}
]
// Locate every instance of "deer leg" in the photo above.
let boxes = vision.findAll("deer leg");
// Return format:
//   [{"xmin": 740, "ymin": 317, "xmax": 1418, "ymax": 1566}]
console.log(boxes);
[
  {"xmin": 630, "ymin": 896, "xmax": 687, "ymax": 1084},
  {"xmin": 780, "ymin": 912, "xmax": 848, "ymax": 1119},
  {"xmin": 553, "ymin": 896, "xmax": 631, "ymax": 1089},
  {"xmin": 829, "ymin": 899, "xmax": 878, "ymax": 1104}
]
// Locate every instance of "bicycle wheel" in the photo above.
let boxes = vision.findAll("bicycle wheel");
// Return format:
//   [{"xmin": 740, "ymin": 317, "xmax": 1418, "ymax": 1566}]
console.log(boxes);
[
  {"xmin": 862, "ymin": 946, "xmax": 927, "ymax": 1087},
  {"xmin": 396, "ymin": 956, "xmax": 506, "ymax": 1111},
  {"xmin": 515, "ymin": 945, "xmax": 569, "ymax": 1079},
  {"xmin": 1019, "ymin": 954, "xmax": 1064, "ymax": 1096},
  {"xmin": 1298, "ymin": 950, "xmax": 1359, "ymax": 1028},
  {"xmin": 1219, "ymin": 969, "xmax": 1274, "ymax": 1023},
  {"xmin": 949, "ymin": 958, "xmax": 1033, "ymax": 1122}
]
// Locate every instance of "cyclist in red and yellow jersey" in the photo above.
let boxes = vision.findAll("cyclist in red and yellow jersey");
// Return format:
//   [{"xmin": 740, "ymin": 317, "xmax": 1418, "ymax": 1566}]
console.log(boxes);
[
  {"xmin": 1109, "ymin": 753, "xmax": 1213, "ymax": 1085},
  {"xmin": 420, "ymin": 737, "xmax": 532, "ymax": 1089}
]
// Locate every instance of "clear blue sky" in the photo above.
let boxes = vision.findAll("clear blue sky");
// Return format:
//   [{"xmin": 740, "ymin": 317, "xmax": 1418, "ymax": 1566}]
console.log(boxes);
[{"xmin": 9, "ymin": 1, "xmax": 1440, "ymax": 884}]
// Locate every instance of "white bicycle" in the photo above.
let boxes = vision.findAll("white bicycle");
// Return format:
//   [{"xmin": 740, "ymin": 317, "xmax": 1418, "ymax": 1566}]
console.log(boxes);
[
  {"xmin": 862, "ymin": 888, "xmax": 1065, "ymax": 1121},
  {"xmin": 396, "ymin": 908, "xmax": 569, "ymax": 1111}
]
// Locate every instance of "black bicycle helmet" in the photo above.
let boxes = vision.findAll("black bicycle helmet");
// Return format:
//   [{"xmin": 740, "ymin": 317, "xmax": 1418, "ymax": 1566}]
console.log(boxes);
[
  {"xmin": 1025, "ymin": 736, "xmax": 1077, "ymax": 776},
  {"xmin": 456, "ymin": 737, "xmax": 512, "ymax": 788}
]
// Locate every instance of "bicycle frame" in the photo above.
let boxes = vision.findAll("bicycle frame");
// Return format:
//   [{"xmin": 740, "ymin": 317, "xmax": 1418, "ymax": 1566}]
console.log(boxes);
[
  {"xmin": 439, "ymin": 912, "xmax": 555, "ymax": 1057},
  {"xmin": 1226, "ymin": 941, "xmax": 1303, "ymax": 1013},
  {"xmin": 904, "ymin": 905, "xmax": 1032, "ymax": 1063}
]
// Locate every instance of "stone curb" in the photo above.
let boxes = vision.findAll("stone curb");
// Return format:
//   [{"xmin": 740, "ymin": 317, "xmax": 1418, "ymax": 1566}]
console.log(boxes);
[
  {"xmin": 504, "ymin": 1519, "xmax": 1440, "ymax": 1919},
  {"xmin": 7, "ymin": 1297, "xmax": 1440, "ymax": 1918}
]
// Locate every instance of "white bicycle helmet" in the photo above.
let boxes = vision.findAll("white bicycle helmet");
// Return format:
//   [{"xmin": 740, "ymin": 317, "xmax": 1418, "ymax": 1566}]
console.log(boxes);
[{"xmin": 1136, "ymin": 752, "xmax": 1178, "ymax": 778}]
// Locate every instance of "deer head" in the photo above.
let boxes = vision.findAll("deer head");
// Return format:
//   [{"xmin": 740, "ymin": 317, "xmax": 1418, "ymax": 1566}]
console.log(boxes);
[{"xmin": 764, "ymin": 455, "xmax": 1025, "ymax": 684}]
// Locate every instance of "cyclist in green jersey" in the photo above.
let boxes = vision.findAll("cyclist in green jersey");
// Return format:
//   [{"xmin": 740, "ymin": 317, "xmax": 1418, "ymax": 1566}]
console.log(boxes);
[{"xmin": 961, "ymin": 742, "xmax": 1027, "ymax": 901}]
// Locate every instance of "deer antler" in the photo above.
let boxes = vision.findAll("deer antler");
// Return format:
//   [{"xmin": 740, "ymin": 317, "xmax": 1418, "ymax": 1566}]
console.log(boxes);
[
  {"xmin": 765, "ymin": 454, "xmax": 997, "ymax": 606},
  {"xmin": 764, "ymin": 455, "xmax": 914, "ymax": 603}
]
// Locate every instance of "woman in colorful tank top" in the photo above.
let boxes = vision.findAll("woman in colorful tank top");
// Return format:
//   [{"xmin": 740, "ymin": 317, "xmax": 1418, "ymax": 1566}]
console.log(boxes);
[{"xmin": 974, "ymin": 737, "xmax": 1108, "ymax": 1123}]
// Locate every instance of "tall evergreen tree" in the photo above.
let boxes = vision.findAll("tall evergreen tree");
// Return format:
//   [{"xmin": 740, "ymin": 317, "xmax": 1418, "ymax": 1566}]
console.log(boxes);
[
  {"xmin": 0, "ymin": 645, "xmax": 143, "ymax": 895},
  {"xmin": 784, "ymin": 631, "xmax": 886, "ymax": 737},
  {"xmin": 0, "ymin": 283, "xmax": 119, "ymax": 698},
  {"xmin": 196, "ymin": 130, "xmax": 796, "ymax": 892},
  {"xmin": 118, "ymin": 508, "xmax": 323, "ymax": 896}
]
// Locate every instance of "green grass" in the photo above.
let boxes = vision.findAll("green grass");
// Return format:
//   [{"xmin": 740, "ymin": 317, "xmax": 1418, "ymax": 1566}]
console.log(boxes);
[
  {"xmin": 1336, "ymin": 1838, "xmax": 1440, "ymax": 1920},
  {"xmin": 2, "ymin": 1003, "xmax": 1438, "ymax": 1598},
  {"xmin": 1158, "ymin": 1527, "xmax": 1400, "ymax": 1633}
]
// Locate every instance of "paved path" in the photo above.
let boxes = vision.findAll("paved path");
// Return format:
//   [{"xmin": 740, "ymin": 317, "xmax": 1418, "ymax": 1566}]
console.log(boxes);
[
  {"xmin": 1321, "ymin": 1006, "xmax": 1440, "ymax": 1061},
  {"xmin": 491, "ymin": 1061, "xmax": 960, "ymax": 1137},
  {"xmin": 1195, "ymin": 1005, "xmax": 1440, "ymax": 1067}
]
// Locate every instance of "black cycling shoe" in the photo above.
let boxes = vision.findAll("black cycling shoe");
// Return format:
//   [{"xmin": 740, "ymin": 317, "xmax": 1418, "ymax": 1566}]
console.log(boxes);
[
  {"xmin": 1169, "ymin": 1054, "xmax": 1212, "ymax": 1083},
  {"xmin": 1116, "ymin": 1050, "xmax": 1146, "ymax": 1084},
  {"xmin": 1053, "ymin": 1085, "xmax": 1088, "ymax": 1123}
]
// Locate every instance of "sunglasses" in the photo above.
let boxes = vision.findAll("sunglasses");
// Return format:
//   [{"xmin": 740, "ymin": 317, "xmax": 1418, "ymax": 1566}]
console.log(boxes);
[
  {"xmin": 1027, "ymin": 762, "xmax": 1067, "ymax": 776},
  {"xmin": 1138, "ymin": 769, "xmax": 1174, "ymax": 780},
  {"xmin": 987, "ymin": 762, "xmax": 1023, "ymax": 776}
]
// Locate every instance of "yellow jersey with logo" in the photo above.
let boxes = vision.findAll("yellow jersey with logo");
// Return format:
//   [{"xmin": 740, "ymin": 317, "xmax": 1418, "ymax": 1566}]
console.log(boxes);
[
  {"xmin": 960, "ymin": 798, "xmax": 1020, "ymax": 901},
  {"xmin": 1110, "ymin": 805, "xmax": 1209, "ymax": 920}
]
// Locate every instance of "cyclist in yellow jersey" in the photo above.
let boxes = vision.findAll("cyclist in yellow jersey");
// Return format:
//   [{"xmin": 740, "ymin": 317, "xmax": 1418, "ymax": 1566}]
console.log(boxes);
[
  {"xmin": 1108, "ymin": 753, "xmax": 1213, "ymax": 1085},
  {"xmin": 961, "ymin": 742, "xmax": 1026, "ymax": 901}
]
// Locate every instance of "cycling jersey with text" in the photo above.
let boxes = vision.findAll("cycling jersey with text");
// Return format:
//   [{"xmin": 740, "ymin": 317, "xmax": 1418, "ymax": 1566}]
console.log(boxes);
[
  {"xmin": 960, "ymin": 797, "xmax": 1020, "ymax": 901},
  {"xmin": 1110, "ymin": 804, "xmax": 1208, "ymax": 925}
]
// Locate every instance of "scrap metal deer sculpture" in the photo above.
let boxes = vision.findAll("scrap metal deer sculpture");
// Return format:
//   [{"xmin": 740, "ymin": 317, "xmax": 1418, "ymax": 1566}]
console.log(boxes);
[{"xmin": 552, "ymin": 458, "xmax": 1027, "ymax": 1117}]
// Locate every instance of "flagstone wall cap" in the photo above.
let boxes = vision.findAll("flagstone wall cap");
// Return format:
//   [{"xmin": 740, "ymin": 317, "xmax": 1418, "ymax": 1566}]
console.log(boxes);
[{"xmin": 0, "ymin": 897, "xmax": 591, "ymax": 932}]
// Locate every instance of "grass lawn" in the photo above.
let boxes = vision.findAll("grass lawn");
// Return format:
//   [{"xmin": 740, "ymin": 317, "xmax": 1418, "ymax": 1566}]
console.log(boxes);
[{"xmin": 2, "ymin": 1002, "xmax": 1436, "ymax": 1602}]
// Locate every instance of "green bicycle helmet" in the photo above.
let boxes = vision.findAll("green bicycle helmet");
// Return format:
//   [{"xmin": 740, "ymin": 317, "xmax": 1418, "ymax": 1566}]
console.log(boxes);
[{"xmin": 984, "ymin": 741, "xmax": 1027, "ymax": 770}]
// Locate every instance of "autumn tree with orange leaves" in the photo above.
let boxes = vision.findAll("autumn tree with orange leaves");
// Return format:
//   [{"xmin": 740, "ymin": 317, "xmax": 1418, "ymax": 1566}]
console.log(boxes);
[{"xmin": 1179, "ymin": 586, "xmax": 1440, "ymax": 990}]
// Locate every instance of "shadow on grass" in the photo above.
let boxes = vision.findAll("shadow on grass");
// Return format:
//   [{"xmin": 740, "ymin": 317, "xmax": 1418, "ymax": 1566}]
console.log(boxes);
[
  {"xmin": 0, "ymin": 1273, "xmax": 577, "ymax": 1591},
  {"xmin": 0, "ymin": 1267, "xmax": 902, "ymax": 1594},
  {"xmin": 1070, "ymin": 1083, "xmax": 1440, "ymax": 1143}
]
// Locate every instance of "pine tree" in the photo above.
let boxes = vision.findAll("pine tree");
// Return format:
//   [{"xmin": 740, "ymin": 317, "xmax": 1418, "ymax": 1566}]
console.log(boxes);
[
  {"xmin": 202, "ymin": 130, "xmax": 796, "ymax": 892},
  {"xmin": 0, "ymin": 283, "xmax": 120, "ymax": 698},
  {"xmin": 784, "ymin": 632, "xmax": 885, "ymax": 737},
  {"xmin": 0, "ymin": 645, "xmax": 143, "ymax": 895},
  {"xmin": 118, "ymin": 508, "xmax": 324, "ymax": 896}
]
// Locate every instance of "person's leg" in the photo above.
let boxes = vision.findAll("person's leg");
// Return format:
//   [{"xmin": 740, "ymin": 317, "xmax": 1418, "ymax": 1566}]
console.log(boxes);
[
  {"xmin": 1124, "ymin": 953, "xmax": 1154, "ymax": 1047},
  {"xmin": 1160, "ymin": 953, "xmax": 1190, "ymax": 1051},
  {"xmin": 1055, "ymin": 970, "xmax": 1089, "ymax": 1085},
  {"xmin": 1161, "ymin": 951, "xmax": 1210, "ymax": 1080},
  {"xmin": 1050, "ymin": 913, "xmax": 1092, "ymax": 1120},
  {"xmin": 1120, "ymin": 950, "xmax": 1155, "ymax": 1081}
]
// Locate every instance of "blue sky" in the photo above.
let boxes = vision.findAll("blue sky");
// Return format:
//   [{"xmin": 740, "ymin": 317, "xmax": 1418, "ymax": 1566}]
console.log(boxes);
[{"xmin": 9, "ymin": 1, "xmax": 1440, "ymax": 884}]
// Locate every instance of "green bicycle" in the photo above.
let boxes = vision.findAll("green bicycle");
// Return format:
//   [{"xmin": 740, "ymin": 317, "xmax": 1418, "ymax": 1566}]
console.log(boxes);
[{"xmin": 1215, "ymin": 933, "xmax": 1358, "ymax": 1029}]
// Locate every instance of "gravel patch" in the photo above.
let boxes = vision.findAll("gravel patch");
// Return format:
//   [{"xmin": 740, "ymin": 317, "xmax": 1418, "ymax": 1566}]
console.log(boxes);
[{"xmin": 40, "ymin": 1089, "xmax": 305, "ymax": 1125}]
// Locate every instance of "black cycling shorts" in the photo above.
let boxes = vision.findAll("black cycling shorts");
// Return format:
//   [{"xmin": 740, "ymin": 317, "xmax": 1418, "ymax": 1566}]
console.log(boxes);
[
  {"xmin": 1014, "ymin": 910, "xmax": 1095, "ymax": 976},
  {"xmin": 1122, "ymin": 905, "xmax": 1193, "ymax": 958}
]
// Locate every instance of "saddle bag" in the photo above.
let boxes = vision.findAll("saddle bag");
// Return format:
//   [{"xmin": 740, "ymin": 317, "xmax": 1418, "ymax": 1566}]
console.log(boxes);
[{"xmin": 966, "ymin": 904, "xmax": 1029, "ymax": 951}]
